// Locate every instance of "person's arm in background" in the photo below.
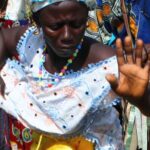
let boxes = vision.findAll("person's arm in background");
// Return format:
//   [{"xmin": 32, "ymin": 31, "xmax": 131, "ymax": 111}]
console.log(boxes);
[{"xmin": 0, "ymin": 26, "xmax": 28, "ymax": 95}]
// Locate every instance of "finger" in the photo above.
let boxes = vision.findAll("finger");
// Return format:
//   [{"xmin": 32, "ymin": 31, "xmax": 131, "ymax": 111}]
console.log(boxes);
[
  {"xmin": 144, "ymin": 53, "xmax": 150, "ymax": 72},
  {"xmin": 105, "ymin": 74, "xmax": 118, "ymax": 90},
  {"xmin": 124, "ymin": 36, "xmax": 134, "ymax": 64},
  {"xmin": 142, "ymin": 45, "xmax": 148, "ymax": 66},
  {"xmin": 135, "ymin": 39, "xmax": 143, "ymax": 66},
  {"xmin": 116, "ymin": 38, "xmax": 125, "ymax": 67}
]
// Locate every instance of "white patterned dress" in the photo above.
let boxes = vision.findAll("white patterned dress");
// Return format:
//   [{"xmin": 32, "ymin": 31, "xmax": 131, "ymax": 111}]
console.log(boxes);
[{"xmin": 0, "ymin": 26, "xmax": 124, "ymax": 150}]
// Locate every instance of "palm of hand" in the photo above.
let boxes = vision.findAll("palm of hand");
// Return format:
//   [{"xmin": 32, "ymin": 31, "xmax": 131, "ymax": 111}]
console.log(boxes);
[
  {"xmin": 106, "ymin": 37, "xmax": 150, "ymax": 102},
  {"xmin": 116, "ymin": 63, "xmax": 149, "ymax": 98}
]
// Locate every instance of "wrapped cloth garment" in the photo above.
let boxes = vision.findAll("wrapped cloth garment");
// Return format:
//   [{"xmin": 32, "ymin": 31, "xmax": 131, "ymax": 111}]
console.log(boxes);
[
  {"xmin": 4, "ymin": 0, "xmax": 26, "ymax": 21},
  {"xmin": 28, "ymin": 0, "xmax": 97, "ymax": 12},
  {"xmin": 0, "ymin": 26, "xmax": 124, "ymax": 149},
  {"xmin": 86, "ymin": 0, "xmax": 150, "ymax": 44}
]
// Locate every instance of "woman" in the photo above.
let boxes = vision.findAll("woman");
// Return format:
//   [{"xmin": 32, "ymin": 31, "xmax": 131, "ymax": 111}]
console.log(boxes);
[{"xmin": 0, "ymin": 0, "xmax": 149, "ymax": 149}]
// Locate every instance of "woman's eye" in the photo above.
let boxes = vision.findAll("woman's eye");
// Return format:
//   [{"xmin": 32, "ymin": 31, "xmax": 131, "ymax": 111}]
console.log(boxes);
[
  {"xmin": 47, "ymin": 21, "xmax": 86, "ymax": 30},
  {"xmin": 70, "ymin": 22, "xmax": 84, "ymax": 29},
  {"xmin": 70, "ymin": 20, "xmax": 86, "ymax": 29},
  {"xmin": 48, "ymin": 23, "xmax": 63, "ymax": 30}
]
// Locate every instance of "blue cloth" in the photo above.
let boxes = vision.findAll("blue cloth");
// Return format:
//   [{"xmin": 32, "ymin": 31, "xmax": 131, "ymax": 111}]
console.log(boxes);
[
  {"xmin": 95, "ymin": 0, "xmax": 150, "ymax": 43},
  {"xmin": 127, "ymin": 0, "xmax": 150, "ymax": 43}
]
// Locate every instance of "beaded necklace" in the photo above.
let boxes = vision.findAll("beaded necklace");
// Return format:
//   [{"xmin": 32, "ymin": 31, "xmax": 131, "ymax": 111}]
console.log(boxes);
[{"xmin": 38, "ymin": 39, "xmax": 83, "ymax": 87}]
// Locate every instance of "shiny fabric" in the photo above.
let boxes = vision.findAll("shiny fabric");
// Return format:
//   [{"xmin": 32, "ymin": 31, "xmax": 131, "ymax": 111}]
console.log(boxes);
[{"xmin": 28, "ymin": 0, "xmax": 97, "ymax": 12}]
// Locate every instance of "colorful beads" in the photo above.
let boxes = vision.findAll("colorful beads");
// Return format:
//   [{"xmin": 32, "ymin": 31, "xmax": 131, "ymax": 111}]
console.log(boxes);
[
  {"xmin": 54, "ymin": 78, "xmax": 60, "ymax": 83},
  {"xmin": 63, "ymin": 66, "xmax": 68, "ymax": 70},
  {"xmin": 59, "ymin": 72, "xmax": 64, "ymax": 76},
  {"xmin": 73, "ymin": 51, "xmax": 78, "ymax": 57},
  {"xmin": 61, "ymin": 69, "xmax": 66, "ymax": 73},
  {"xmin": 38, "ymin": 39, "xmax": 83, "ymax": 88},
  {"xmin": 48, "ymin": 84, "xmax": 53, "ymax": 88},
  {"xmin": 67, "ymin": 59, "xmax": 73, "ymax": 64}
]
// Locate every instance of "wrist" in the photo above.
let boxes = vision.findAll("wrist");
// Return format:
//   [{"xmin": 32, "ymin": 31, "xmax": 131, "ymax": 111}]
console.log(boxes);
[{"xmin": 131, "ymin": 88, "xmax": 150, "ymax": 116}]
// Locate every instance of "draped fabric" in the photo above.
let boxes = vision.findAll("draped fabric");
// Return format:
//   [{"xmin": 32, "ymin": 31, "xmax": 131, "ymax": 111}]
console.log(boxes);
[
  {"xmin": 28, "ymin": 0, "xmax": 97, "ymax": 12},
  {"xmin": 0, "ymin": 26, "xmax": 124, "ymax": 149},
  {"xmin": 86, "ymin": 0, "xmax": 150, "ymax": 45}
]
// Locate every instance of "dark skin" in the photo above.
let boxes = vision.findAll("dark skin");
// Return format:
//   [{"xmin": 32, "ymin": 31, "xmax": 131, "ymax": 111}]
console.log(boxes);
[
  {"xmin": 0, "ymin": 1, "xmax": 150, "ymax": 116},
  {"xmin": 36, "ymin": 1, "xmax": 115, "ymax": 73}
]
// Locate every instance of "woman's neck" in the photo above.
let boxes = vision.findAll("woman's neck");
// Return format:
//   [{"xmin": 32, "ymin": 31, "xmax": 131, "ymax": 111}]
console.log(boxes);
[
  {"xmin": 44, "ymin": 39, "xmax": 90, "ymax": 74},
  {"xmin": 44, "ymin": 50, "xmax": 70, "ymax": 73}
]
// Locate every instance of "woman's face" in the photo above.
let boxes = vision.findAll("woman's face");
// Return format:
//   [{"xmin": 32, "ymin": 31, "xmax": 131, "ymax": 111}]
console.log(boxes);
[{"xmin": 38, "ymin": 1, "xmax": 88, "ymax": 57}]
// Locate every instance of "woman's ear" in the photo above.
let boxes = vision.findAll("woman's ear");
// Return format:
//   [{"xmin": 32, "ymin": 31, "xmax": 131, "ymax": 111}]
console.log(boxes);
[
  {"xmin": 32, "ymin": 12, "xmax": 41, "ymax": 27},
  {"xmin": 30, "ymin": 12, "xmax": 40, "ymax": 35}
]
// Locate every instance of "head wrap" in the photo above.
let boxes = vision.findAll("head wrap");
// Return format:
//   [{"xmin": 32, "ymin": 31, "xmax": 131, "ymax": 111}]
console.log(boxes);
[{"xmin": 28, "ymin": 0, "xmax": 96, "ymax": 12}]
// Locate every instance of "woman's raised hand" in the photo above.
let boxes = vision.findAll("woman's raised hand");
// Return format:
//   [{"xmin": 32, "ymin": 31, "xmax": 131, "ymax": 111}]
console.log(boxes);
[{"xmin": 106, "ymin": 36, "xmax": 150, "ymax": 105}]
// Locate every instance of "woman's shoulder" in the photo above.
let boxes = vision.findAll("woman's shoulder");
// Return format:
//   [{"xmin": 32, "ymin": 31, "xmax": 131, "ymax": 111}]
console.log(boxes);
[
  {"xmin": 15, "ymin": 25, "xmax": 31, "ymax": 43},
  {"xmin": 1, "ymin": 25, "xmax": 29, "ymax": 52},
  {"xmin": 1, "ymin": 25, "xmax": 29, "ymax": 39},
  {"xmin": 83, "ymin": 36, "xmax": 116, "ymax": 64}
]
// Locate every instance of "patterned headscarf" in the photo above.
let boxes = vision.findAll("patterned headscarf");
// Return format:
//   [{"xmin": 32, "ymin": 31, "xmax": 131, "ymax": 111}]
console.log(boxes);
[{"xmin": 28, "ymin": 0, "xmax": 96, "ymax": 12}]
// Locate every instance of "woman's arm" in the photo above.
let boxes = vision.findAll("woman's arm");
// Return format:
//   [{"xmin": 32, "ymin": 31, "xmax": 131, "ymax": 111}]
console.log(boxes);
[{"xmin": 0, "ymin": 25, "xmax": 28, "ymax": 95}]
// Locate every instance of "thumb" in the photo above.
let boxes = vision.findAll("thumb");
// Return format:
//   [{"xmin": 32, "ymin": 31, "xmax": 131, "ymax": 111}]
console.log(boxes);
[{"xmin": 105, "ymin": 74, "xmax": 118, "ymax": 90}]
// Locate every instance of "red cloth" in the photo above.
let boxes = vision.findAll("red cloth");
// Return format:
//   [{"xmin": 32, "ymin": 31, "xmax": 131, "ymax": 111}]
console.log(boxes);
[
  {"xmin": 8, "ymin": 116, "xmax": 32, "ymax": 150},
  {"xmin": 0, "ymin": 19, "xmax": 13, "ymax": 28}
]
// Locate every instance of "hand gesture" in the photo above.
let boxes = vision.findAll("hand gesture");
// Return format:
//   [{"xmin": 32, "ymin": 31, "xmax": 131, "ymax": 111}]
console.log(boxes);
[{"xmin": 106, "ymin": 36, "xmax": 150, "ymax": 105}]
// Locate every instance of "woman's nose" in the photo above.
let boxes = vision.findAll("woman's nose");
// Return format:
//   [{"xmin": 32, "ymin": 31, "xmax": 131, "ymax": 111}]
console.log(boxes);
[{"xmin": 62, "ymin": 25, "xmax": 72, "ymax": 41}]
